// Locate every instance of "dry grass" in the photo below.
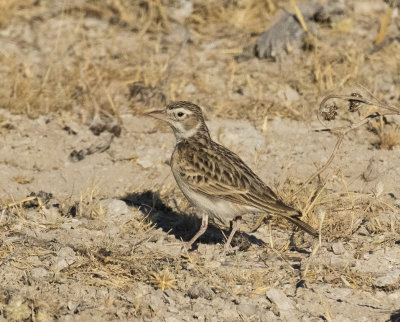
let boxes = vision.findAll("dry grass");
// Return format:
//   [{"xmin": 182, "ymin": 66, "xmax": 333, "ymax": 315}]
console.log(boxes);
[
  {"xmin": 0, "ymin": 174, "xmax": 399, "ymax": 321},
  {"xmin": 369, "ymin": 119, "xmax": 400, "ymax": 150},
  {"xmin": 1, "ymin": 0, "xmax": 396, "ymax": 124},
  {"xmin": 1, "ymin": 1, "xmax": 400, "ymax": 320}
]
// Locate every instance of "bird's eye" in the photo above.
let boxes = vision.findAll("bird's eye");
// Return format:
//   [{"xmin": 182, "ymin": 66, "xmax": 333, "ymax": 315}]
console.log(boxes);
[{"xmin": 177, "ymin": 112, "xmax": 184, "ymax": 118}]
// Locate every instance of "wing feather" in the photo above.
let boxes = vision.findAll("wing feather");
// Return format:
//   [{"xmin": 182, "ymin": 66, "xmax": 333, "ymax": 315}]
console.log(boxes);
[{"xmin": 173, "ymin": 140, "xmax": 294, "ymax": 214}]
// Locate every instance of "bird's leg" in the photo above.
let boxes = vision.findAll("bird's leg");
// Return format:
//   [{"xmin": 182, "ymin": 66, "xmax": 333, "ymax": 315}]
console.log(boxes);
[
  {"xmin": 224, "ymin": 217, "xmax": 241, "ymax": 251},
  {"xmin": 186, "ymin": 213, "xmax": 208, "ymax": 249}
]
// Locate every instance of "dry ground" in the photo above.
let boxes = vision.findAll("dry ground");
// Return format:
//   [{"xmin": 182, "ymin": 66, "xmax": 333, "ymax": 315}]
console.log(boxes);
[{"xmin": 0, "ymin": 0, "xmax": 400, "ymax": 321}]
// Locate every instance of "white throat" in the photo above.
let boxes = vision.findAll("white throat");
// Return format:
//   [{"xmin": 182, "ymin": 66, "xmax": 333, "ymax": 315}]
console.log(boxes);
[{"xmin": 173, "ymin": 122, "xmax": 201, "ymax": 142}]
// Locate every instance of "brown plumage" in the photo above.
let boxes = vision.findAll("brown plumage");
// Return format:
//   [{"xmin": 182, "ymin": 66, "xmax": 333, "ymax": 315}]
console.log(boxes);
[{"xmin": 148, "ymin": 101, "xmax": 317, "ymax": 250}]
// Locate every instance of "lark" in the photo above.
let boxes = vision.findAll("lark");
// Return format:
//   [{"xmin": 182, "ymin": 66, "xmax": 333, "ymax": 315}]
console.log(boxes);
[{"xmin": 149, "ymin": 101, "xmax": 317, "ymax": 250}]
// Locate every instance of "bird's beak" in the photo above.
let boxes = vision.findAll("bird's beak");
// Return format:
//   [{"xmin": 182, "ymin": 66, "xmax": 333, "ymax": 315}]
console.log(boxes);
[{"xmin": 147, "ymin": 109, "xmax": 168, "ymax": 122}]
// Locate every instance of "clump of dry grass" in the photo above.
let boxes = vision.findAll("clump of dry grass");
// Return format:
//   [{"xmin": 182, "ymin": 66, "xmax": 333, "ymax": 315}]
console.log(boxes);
[
  {"xmin": 304, "ymin": 264, "xmax": 374, "ymax": 289},
  {"xmin": 73, "ymin": 183, "xmax": 105, "ymax": 219},
  {"xmin": 369, "ymin": 119, "xmax": 400, "ymax": 150},
  {"xmin": 0, "ymin": 0, "xmax": 397, "ymax": 126},
  {"xmin": 262, "ymin": 87, "xmax": 400, "ymax": 243},
  {"xmin": 150, "ymin": 268, "xmax": 177, "ymax": 290},
  {"xmin": 189, "ymin": 0, "xmax": 280, "ymax": 36},
  {"xmin": 0, "ymin": 0, "xmax": 175, "ymax": 118},
  {"xmin": 377, "ymin": 127, "xmax": 400, "ymax": 150}
]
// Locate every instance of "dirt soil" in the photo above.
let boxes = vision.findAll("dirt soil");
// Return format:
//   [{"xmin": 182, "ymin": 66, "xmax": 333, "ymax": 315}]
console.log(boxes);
[{"xmin": 1, "ymin": 0, "xmax": 400, "ymax": 321}]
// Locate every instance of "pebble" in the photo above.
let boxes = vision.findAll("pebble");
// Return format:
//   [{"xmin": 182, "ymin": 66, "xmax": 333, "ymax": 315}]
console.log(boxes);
[
  {"xmin": 331, "ymin": 242, "xmax": 346, "ymax": 255},
  {"xmin": 57, "ymin": 246, "xmax": 76, "ymax": 265},
  {"xmin": 51, "ymin": 257, "xmax": 69, "ymax": 273},
  {"xmin": 278, "ymin": 85, "xmax": 300, "ymax": 103},
  {"xmin": 187, "ymin": 283, "xmax": 214, "ymax": 300},
  {"xmin": 182, "ymin": 262, "xmax": 194, "ymax": 270},
  {"xmin": 99, "ymin": 199, "xmax": 130, "ymax": 221},
  {"xmin": 266, "ymin": 288, "xmax": 295, "ymax": 311},
  {"xmin": 237, "ymin": 303, "xmax": 258, "ymax": 317},
  {"xmin": 49, "ymin": 247, "xmax": 77, "ymax": 273},
  {"xmin": 167, "ymin": 306, "xmax": 179, "ymax": 314},
  {"xmin": 67, "ymin": 301, "xmax": 76, "ymax": 311},
  {"xmin": 27, "ymin": 256, "xmax": 42, "ymax": 266},
  {"xmin": 388, "ymin": 291, "xmax": 400, "ymax": 301},
  {"xmin": 31, "ymin": 267, "xmax": 48, "ymax": 280},
  {"xmin": 374, "ymin": 270, "xmax": 400, "ymax": 288}
]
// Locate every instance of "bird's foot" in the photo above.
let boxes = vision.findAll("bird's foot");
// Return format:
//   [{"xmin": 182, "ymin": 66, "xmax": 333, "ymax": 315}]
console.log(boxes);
[
  {"xmin": 223, "ymin": 244, "xmax": 239, "ymax": 255},
  {"xmin": 180, "ymin": 241, "xmax": 195, "ymax": 253}
]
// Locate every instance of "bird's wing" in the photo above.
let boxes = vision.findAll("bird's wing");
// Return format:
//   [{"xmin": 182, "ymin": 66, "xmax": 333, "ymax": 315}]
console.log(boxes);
[{"xmin": 174, "ymin": 140, "xmax": 295, "ymax": 215}]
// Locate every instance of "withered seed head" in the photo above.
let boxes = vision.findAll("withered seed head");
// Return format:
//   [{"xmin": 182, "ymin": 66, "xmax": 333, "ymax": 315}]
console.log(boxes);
[
  {"xmin": 321, "ymin": 104, "xmax": 338, "ymax": 121},
  {"xmin": 349, "ymin": 92, "xmax": 363, "ymax": 112}
]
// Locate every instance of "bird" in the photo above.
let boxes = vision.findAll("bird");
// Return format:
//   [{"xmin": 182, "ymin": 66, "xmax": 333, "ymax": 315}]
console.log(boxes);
[{"xmin": 148, "ymin": 101, "xmax": 317, "ymax": 250}]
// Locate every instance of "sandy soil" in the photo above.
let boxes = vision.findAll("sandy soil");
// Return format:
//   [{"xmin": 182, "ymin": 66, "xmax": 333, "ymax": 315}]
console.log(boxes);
[{"xmin": 0, "ymin": 0, "xmax": 400, "ymax": 321}]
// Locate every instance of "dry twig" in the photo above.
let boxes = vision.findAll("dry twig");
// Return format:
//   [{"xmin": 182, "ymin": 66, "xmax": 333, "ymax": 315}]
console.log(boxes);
[{"xmin": 292, "ymin": 90, "xmax": 400, "ymax": 197}]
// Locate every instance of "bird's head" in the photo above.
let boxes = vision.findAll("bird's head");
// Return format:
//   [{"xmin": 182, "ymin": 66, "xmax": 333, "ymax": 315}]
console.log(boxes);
[{"xmin": 148, "ymin": 101, "xmax": 210, "ymax": 142}]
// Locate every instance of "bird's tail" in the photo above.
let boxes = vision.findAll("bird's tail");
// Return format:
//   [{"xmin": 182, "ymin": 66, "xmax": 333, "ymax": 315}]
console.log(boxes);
[
  {"xmin": 256, "ymin": 195, "xmax": 318, "ymax": 236},
  {"xmin": 283, "ymin": 211, "xmax": 318, "ymax": 237}
]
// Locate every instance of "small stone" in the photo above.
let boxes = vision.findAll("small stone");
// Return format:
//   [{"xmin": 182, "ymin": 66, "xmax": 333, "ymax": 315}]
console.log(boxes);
[
  {"xmin": 187, "ymin": 283, "xmax": 214, "ymax": 300},
  {"xmin": 50, "ymin": 248, "xmax": 76, "ymax": 273},
  {"xmin": 182, "ymin": 262, "xmax": 194, "ymax": 270},
  {"xmin": 99, "ymin": 199, "xmax": 130, "ymax": 219},
  {"xmin": 278, "ymin": 85, "xmax": 300, "ymax": 103},
  {"xmin": 266, "ymin": 288, "xmax": 295, "ymax": 312},
  {"xmin": 330, "ymin": 254, "xmax": 354, "ymax": 267},
  {"xmin": 27, "ymin": 256, "xmax": 42, "ymax": 266},
  {"xmin": 357, "ymin": 226, "xmax": 369, "ymax": 236},
  {"xmin": 237, "ymin": 303, "xmax": 258, "ymax": 317},
  {"xmin": 57, "ymin": 247, "xmax": 76, "ymax": 265},
  {"xmin": 331, "ymin": 242, "xmax": 346, "ymax": 255},
  {"xmin": 374, "ymin": 271, "xmax": 400, "ymax": 288},
  {"xmin": 31, "ymin": 267, "xmax": 48, "ymax": 280},
  {"xmin": 51, "ymin": 257, "xmax": 69, "ymax": 273},
  {"xmin": 167, "ymin": 305, "xmax": 179, "ymax": 314},
  {"xmin": 388, "ymin": 291, "xmax": 400, "ymax": 301},
  {"xmin": 67, "ymin": 301, "xmax": 76, "ymax": 311}
]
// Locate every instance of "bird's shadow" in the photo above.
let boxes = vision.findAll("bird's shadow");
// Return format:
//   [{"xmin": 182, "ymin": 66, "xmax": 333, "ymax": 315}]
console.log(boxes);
[
  {"xmin": 390, "ymin": 310, "xmax": 400, "ymax": 322},
  {"xmin": 122, "ymin": 190, "xmax": 264, "ymax": 250}
]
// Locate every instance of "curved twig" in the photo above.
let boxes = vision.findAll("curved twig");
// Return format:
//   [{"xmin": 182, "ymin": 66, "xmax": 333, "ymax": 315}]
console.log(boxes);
[{"xmin": 292, "ymin": 91, "xmax": 400, "ymax": 198}]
